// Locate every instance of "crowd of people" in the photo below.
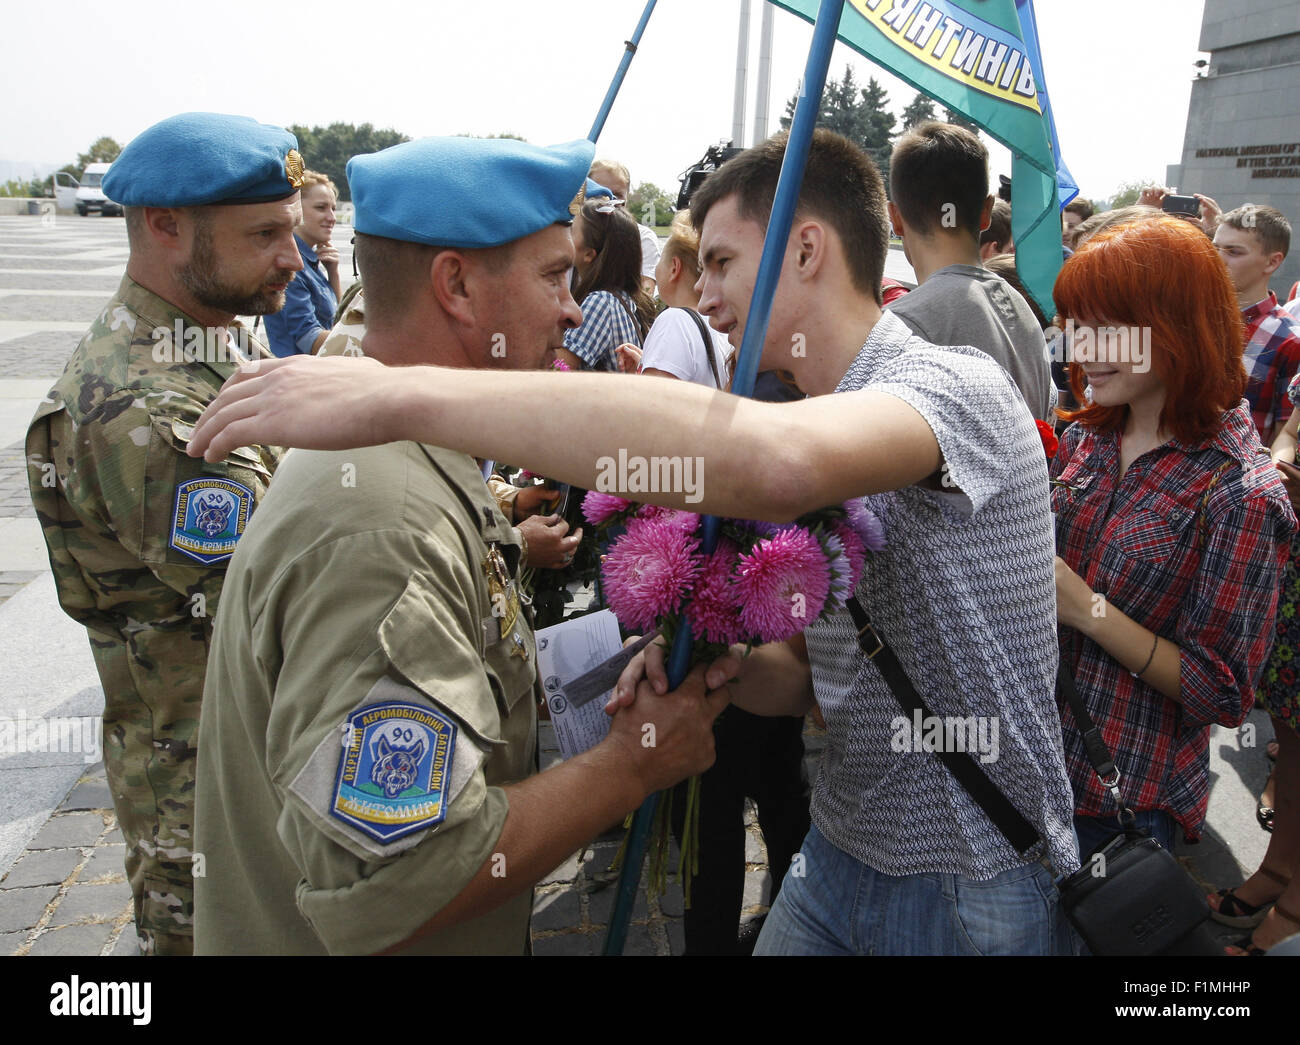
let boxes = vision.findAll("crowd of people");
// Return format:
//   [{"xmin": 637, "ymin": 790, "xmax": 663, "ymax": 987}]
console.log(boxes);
[{"xmin": 23, "ymin": 106, "xmax": 1300, "ymax": 957}]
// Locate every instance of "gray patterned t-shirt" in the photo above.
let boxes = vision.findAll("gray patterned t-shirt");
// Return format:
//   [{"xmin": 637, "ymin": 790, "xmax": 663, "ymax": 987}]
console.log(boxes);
[{"xmin": 805, "ymin": 310, "xmax": 1079, "ymax": 879}]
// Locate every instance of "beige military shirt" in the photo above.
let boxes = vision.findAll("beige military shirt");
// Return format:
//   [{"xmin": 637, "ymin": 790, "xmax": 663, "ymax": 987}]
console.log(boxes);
[{"xmin": 194, "ymin": 434, "xmax": 539, "ymax": 955}]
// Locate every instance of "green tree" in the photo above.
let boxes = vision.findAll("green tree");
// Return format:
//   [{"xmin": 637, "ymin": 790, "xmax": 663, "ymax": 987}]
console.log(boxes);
[
  {"xmin": 628, "ymin": 182, "xmax": 674, "ymax": 227},
  {"xmin": 76, "ymin": 137, "xmax": 122, "ymax": 168},
  {"xmin": 0, "ymin": 175, "xmax": 57, "ymax": 198},
  {"xmin": 456, "ymin": 132, "xmax": 527, "ymax": 141},
  {"xmin": 288, "ymin": 122, "xmax": 411, "ymax": 201},
  {"xmin": 1108, "ymin": 180, "xmax": 1154, "ymax": 209},
  {"xmin": 781, "ymin": 65, "xmax": 897, "ymax": 182},
  {"xmin": 901, "ymin": 92, "xmax": 938, "ymax": 130},
  {"xmin": 943, "ymin": 107, "xmax": 980, "ymax": 134}
]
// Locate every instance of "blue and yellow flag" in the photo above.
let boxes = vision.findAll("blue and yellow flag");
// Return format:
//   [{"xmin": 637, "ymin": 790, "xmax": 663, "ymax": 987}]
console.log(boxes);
[{"xmin": 770, "ymin": 0, "xmax": 1067, "ymax": 316}]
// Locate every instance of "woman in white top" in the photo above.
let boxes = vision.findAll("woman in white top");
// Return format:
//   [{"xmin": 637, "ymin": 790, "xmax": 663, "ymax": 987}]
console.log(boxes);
[{"xmin": 635, "ymin": 212, "xmax": 733, "ymax": 389}]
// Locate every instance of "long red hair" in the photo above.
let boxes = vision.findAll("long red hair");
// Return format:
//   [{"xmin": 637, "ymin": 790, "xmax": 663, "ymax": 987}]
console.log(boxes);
[{"xmin": 1054, "ymin": 216, "xmax": 1246, "ymax": 443}]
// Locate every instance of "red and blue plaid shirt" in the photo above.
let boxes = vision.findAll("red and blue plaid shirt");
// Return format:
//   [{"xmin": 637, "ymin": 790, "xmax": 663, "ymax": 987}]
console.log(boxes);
[
  {"xmin": 1243, "ymin": 291, "xmax": 1300, "ymax": 444},
  {"xmin": 1050, "ymin": 403, "xmax": 1295, "ymax": 839}
]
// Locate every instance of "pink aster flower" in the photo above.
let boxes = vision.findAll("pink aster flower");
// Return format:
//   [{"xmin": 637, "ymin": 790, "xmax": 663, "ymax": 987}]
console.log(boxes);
[
  {"xmin": 734, "ymin": 527, "xmax": 831, "ymax": 643},
  {"xmin": 687, "ymin": 538, "xmax": 745, "ymax": 646},
  {"xmin": 602, "ymin": 517, "xmax": 703, "ymax": 632},
  {"xmin": 582, "ymin": 490, "xmax": 632, "ymax": 527},
  {"xmin": 551, "ymin": 358, "xmax": 572, "ymax": 372},
  {"xmin": 843, "ymin": 499, "xmax": 886, "ymax": 552},
  {"xmin": 631, "ymin": 506, "xmax": 701, "ymax": 534},
  {"xmin": 662, "ymin": 509, "xmax": 701, "ymax": 535}
]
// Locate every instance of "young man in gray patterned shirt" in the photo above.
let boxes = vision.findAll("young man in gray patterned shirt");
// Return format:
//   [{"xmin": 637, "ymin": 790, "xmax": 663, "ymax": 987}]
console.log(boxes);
[{"xmin": 186, "ymin": 130, "xmax": 1082, "ymax": 955}]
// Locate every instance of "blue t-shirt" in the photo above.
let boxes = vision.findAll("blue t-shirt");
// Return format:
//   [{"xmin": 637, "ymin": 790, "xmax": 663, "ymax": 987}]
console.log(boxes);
[{"xmin": 264, "ymin": 234, "xmax": 339, "ymax": 357}]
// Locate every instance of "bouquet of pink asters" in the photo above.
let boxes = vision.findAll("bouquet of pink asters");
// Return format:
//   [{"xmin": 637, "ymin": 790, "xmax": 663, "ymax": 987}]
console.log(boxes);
[{"xmin": 581, "ymin": 491, "xmax": 885, "ymax": 900}]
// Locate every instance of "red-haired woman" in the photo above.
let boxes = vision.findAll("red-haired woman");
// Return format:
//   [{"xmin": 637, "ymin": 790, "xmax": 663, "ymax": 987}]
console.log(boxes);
[{"xmin": 1049, "ymin": 218, "xmax": 1296, "ymax": 936}]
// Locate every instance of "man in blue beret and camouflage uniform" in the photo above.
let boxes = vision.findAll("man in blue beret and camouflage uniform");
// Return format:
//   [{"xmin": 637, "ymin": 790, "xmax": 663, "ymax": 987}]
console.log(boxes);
[
  {"xmin": 193, "ymin": 136, "xmax": 728, "ymax": 954},
  {"xmin": 25, "ymin": 112, "xmax": 300, "ymax": 954}
]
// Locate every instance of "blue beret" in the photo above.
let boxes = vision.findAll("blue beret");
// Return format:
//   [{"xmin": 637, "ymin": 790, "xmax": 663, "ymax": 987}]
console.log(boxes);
[
  {"xmin": 348, "ymin": 137, "xmax": 596, "ymax": 249},
  {"xmin": 103, "ymin": 113, "xmax": 303, "ymax": 207},
  {"xmin": 585, "ymin": 178, "xmax": 615, "ymax": 200}
]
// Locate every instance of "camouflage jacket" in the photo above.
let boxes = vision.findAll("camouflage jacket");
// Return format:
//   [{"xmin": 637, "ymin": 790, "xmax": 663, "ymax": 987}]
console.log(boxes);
[{"xmin": 25, "ymin": 276, "xmax": 282, "ymax": 725}]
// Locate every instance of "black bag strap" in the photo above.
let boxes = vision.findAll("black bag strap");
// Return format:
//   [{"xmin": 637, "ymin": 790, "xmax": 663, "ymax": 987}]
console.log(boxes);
[
  {"xmin": 846, "ymin": 595, "xmax": 1041, "ymax": 855},
  {"xmin": 678, "ymin": 307, "xmax": 722, "ymax": 389},
  {"xmin": 1055, "ymin": 656, "xmax": 1130, "ymax": 820}
]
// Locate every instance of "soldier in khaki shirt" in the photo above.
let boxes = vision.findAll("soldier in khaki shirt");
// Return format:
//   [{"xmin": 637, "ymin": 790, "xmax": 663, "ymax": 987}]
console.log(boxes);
[
  {"xmin": 194, "ymin": 136, "xmax": 728, "ymax": 955},
  {"xmin": 26, "ymin": 113, "xmax": 301, "ymax": 954}
]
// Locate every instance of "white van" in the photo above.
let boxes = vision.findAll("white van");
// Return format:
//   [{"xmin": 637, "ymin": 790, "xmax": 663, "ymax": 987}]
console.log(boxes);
[{"xmin": 52, "ymin": 162, "xmax": 122, "ymax": 216}]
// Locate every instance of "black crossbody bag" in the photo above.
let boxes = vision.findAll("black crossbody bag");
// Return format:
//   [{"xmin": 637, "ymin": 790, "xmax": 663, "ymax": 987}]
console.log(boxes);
[{"xmin": 846, "ymin": 596, "xmax": 1221, "ymax": 956}]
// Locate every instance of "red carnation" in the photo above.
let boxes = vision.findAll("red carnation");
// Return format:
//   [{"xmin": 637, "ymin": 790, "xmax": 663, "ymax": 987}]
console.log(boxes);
[{"xmin": 1036, "ymin": 419, "xmax": 1058, "ymax": 459}]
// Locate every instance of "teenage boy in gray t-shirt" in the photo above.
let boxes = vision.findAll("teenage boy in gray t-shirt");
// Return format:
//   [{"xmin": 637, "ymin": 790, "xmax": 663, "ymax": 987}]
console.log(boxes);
[{"xmin": 886, "ymin": 122, "xmax": 1055, "ymax": 423}]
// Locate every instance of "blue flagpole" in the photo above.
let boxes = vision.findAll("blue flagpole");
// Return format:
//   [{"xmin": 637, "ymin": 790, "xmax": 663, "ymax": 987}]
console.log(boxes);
[
  {"xmin": 602, "ymin": 0, "xmax": 845, "ymax": 956},
  {"xmin": 588, "ymin": 0, "xmax": 659, "ymax": 144}
]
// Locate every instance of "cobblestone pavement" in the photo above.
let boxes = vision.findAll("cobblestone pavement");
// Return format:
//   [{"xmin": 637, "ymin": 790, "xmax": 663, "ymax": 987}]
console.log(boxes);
[{"xmin": 0, "ymin": 215, "xmax": 133, "ymax": 607}]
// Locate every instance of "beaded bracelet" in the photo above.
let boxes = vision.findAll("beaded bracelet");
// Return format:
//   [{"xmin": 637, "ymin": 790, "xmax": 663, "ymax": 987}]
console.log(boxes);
[{"xmin": 1131, "ymin": 633, "xmax": 1159, "ymax": 679}]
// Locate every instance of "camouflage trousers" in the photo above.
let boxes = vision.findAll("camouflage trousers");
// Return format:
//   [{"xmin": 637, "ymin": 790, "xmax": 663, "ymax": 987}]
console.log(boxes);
[{"xmin": 92, "ymin": 638, "xmax": 197, "ymax": 956}]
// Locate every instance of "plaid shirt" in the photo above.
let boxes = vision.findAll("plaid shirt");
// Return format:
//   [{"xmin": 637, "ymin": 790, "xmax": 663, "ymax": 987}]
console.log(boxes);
[
  {"xmin": 564, "ymin": 290, "xmax": 640, "ymax": 371},
  {"xmin": 1050, "ymin": 403, "xmax": 1295, "ymax": 839},
  {"xmin": 1243, "ymin": 291, "xmax": 1300, "ymax": 443}
]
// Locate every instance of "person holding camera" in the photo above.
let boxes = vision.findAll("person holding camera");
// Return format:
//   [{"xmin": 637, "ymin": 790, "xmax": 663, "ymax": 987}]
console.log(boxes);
[{"xmin": 1212, "ymin": 205, "xmax": 1300, "ymax": 446}]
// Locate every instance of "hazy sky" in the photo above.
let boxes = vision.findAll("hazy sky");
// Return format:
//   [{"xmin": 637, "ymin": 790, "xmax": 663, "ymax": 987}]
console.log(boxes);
[{"xmin": 3, "ymin": 0, "xmax": 1206, "ymax": 202}]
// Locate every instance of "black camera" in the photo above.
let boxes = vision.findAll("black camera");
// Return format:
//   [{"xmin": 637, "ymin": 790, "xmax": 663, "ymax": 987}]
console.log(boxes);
[
  {"xmin": 1161, "ymin": 194, "xmax": 1200, "ymax": 218},
  {"xmin": 676, "ymin": 140, "xmax": 745, "ymax": 210}
]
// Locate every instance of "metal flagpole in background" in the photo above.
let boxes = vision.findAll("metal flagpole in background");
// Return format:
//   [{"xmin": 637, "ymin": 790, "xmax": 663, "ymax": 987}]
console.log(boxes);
[
  {"xmin": 602, "ymin": 0, "xmax": 845, "ymax": 956},
  {"xmin": 588, "ymin": 0, "xmax": 659, "ymax": 144},
  {"xmin": 753, "ymin": 1, "xmax": 775, "ymax": 145},
  {"xmin": 733, "ymin": 0, "xmax": 752, "ymax": 147}
]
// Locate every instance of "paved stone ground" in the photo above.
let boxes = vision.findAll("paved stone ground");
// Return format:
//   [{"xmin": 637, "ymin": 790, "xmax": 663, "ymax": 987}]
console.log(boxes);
[
  {"xmin": 0, "ymin": 721, "xmax": 822, "ymax": 956},
  {"xmin": 0, "ymin": 761, "xmax": 137, "ymax": 956}
]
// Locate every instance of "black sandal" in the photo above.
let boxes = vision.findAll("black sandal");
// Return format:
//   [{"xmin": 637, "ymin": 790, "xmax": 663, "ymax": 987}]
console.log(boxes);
[
  {"xmin": 1209, "ymin": 866, "xmax": 1289, "ymax": 928},
  {"xmin": 1227, "ymin": 901, "xmax": 1300, "ymax": 956}
]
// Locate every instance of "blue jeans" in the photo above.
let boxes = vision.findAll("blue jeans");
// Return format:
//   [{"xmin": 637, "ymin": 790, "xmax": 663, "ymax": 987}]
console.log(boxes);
[
  {"xmin": 1073, "ymin": 809, "xmax": 1176, "ymax": 860},
  {"xmin": 754, "ymin": 824, "xmax": 1075, "ymax": 956}
]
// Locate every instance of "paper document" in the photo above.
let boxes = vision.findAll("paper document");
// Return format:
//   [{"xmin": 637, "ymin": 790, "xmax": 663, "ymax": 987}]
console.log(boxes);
[{"xmin": 535, "ymin": 609, "xmax": 623, "ymax": 761}]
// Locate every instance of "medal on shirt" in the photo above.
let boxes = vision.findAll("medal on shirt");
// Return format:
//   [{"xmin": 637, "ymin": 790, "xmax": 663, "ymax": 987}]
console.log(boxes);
[{"xmin": 483, "ymin": 544, "xmax": 520, "ymax": 642}]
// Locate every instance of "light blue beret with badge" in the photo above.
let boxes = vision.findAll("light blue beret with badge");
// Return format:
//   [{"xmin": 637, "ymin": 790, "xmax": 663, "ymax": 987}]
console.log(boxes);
[
  {"xmin": 348, "ymin": 136, "xmax": 596, "ymax": 248},
  {"xmin": 584, "ymin": 178, "xmax": 615, "ymax": 200},
  {"xmin": 103, "ymin": 112, "xmax": 304, "ymax": 207}
]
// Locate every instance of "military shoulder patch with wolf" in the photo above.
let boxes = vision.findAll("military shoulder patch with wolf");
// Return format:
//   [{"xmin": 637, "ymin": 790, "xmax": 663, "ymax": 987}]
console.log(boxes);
[
  {"xmin": 169, "ymin": 476, "xmax": 253, "ymax": 563},
  {"xmin": 331, "ymin": 702, "xmax": 457, "ymax": 844}
]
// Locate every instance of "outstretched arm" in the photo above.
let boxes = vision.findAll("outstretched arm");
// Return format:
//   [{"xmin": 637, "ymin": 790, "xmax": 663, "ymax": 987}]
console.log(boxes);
[{"xmin": 189, "ymin": 356, "xmax": 942, "ymax": 522}]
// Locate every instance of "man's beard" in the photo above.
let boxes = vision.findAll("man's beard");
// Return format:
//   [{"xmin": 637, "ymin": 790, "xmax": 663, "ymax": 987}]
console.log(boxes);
[{"xmin": 178, "ymin": 224, "xmax": 294, "ymax": 316}]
